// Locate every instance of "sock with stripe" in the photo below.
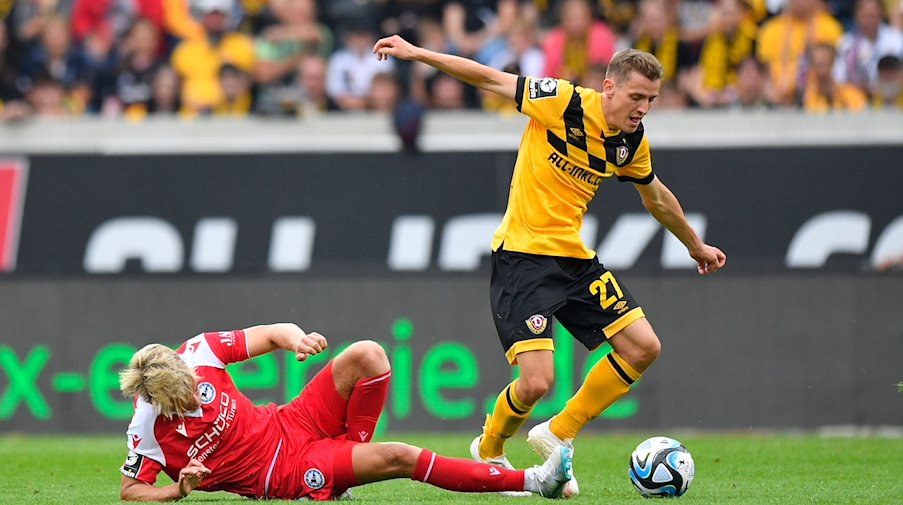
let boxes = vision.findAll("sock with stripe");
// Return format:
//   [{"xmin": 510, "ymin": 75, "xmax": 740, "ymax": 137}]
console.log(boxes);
[
  {"xmin": 411, "ymin": 449, "xmax": 526, "ymax": 492},
  {"xmin": 550, "ymin": 352, "xmax": 641, "ymax": 440},
  {"xmin": 479, "ymin": 379, "xmax": 533, "ymax": 459},
  {"xmin": 346, "ymin": 370, "xmax": 391, "ymax": 442}
]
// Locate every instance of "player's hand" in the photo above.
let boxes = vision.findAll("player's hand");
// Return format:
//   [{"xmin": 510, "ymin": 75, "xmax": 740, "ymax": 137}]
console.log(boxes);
[
  {"xmin": 692, "ymin": 244, "xmax": 726, "ymax": 275},
  {"xmin": 177, "ymin": 459, "xmax": 210, "ymax": 497},
  {"xmin": 294, "ymin": 331, "xmax": 328, "ymax": 362},
  {"xmin": 373, "ymin": 34, "xmax": 419, "ymax": 62}
]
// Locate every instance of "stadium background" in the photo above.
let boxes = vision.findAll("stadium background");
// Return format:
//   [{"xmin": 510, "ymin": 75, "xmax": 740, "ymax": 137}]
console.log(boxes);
[{"xmin": 0, "ymin": 110, "xmax": 901, "ymax": 435}]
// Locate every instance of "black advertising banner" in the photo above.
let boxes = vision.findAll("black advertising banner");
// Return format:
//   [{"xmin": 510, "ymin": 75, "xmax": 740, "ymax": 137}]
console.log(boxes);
[{"xmin": 9, "ymin": 146, "xmax": 903, "ymax": 275}]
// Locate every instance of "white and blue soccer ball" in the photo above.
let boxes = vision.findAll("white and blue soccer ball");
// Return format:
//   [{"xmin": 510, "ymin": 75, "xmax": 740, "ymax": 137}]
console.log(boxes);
[{"xmin": 628, "ymin": 437, "xmax": 695, "ymax": 498}]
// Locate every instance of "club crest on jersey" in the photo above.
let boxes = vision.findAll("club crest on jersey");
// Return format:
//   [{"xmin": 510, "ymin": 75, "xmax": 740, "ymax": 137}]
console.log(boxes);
[
  {"xmin": 529, "ymin": 78, "xmax": 558, "ymax": 99},
  {"xmin": 616, "ymin": 145, "xmax": 630, "ymax": 166},
  {"xmin": 198, "ymin": 382, "xmax": 216, "ymax": 405},
  {"xmin": 304, "ymin": 468, "xmax": 326, "ymax": 490},
  {"xmin": 526, "ymin": 314, "xmax": 548, "ymax": 335}
]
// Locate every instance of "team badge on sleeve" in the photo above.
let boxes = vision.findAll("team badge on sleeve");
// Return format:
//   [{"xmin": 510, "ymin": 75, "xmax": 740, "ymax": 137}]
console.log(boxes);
[
  {"xmin": 304, "ymin": 468, "xmax": 326, "ymax": 490},
  {"xmin": 529, "ymin": 78, "xmax": 559, "ymax": 99},
  {"xmin": 122, "ymin": 450, "xmax": 145, "ymax": 479},
  {"xmin": 526, "ymin": 314, "xmax": 548, "ymax": 335}
]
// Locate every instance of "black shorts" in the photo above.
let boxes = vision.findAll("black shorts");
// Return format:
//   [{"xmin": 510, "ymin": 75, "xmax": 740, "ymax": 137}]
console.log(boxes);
[{"xmin": 490, "ymin": 250, "xmax": 645, "ymax": 364}]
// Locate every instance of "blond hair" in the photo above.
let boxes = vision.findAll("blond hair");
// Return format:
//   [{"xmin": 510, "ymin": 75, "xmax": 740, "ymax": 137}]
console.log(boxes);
[
  {"xmin": 606, "ymin": 49, "xmax": 665, "ymax": 83},
  {"xmin": 119, "ymin": 344, "xmax": 198, "ymax": 419}
]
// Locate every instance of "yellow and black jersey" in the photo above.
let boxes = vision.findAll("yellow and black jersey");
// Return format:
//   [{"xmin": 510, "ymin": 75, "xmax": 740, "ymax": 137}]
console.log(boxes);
[{"xmin": 491, "ymin": 76, "xmax": 654, "ymax": 259}]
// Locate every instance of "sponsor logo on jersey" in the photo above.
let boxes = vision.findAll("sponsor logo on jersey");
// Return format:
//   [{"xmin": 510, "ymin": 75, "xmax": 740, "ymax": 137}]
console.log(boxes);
[
  {"xmin": 122, "ymin": 450, "xmax": 144, "ymax": 479},
  {"xmin": 304, "ymin": 468, "xmax": 326, "ymax": 490},
  {"xmin": 217, "ymin": 331, "xmax": 235, "ymax": 347},
  {"xmin": 529, "ymin": 78, "xmax": 558, "ymax": 100},
  {"xmin": 616, "ymin": 146, "xmax": 630, "ymax": 166},
  {"xmin": 526, "ymin": 314, "xmax": 548, "ymax": 335},
  {"xmin": 614, "ymin": 300, "xmax": 629, "ymax": 314},
  {"xmin": 186, "ymin": 391, "xmax": 238, "ymax": 461},
  {"xmin": 198, "ymin": 382, "xmax": 216, "ymax": 405}
]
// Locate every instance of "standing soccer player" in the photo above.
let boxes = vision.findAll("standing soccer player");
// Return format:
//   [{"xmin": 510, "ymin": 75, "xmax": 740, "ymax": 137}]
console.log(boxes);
[
  {"xmin": 117, "ymin": 323, "xmax": 573, "ymax": 501},
  {"xmin": 373, "ymin": 35, "xmax": 726, "ymax": 495}
]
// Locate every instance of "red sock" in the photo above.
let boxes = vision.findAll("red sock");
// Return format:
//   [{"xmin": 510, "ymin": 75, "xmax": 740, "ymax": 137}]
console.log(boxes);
[
  {"xmin": 411, "ymin": 449, "xmax": 525, "ymax": 493},
  {"xmin": 346, "ymin": 371, "xmax": 390, "ymax": 442}
]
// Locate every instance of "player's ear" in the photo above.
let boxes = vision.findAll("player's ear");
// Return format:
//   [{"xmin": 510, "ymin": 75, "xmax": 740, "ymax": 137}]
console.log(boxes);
[{"xmin": 603, "ymin": 78, "xmax": 615, "ymax": 97}]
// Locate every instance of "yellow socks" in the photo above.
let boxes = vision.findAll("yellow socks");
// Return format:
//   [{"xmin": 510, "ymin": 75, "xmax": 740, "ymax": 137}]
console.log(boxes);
[
  {"xmin": 550, "ymin": 352, "xmax": 641, "ymax": 441},
  {"xmin": 479, "ymin": 379, "xmax": 533, "ymax": 459}
]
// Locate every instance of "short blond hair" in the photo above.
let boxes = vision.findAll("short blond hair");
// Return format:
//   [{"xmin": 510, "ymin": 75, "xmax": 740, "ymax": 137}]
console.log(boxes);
[
  {"xmin": 606, "ymin": 49, "xmax": 664, "ymax": 83},
  {"xmin": 119, "ymin": 344, "xmax": 198, "ymax": 419}
]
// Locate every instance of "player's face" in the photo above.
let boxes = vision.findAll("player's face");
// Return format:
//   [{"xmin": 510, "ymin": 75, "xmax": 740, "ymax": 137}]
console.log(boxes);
[{"xmin": 604, "ymin": 71, "xmax": 661, "ymax": 133}]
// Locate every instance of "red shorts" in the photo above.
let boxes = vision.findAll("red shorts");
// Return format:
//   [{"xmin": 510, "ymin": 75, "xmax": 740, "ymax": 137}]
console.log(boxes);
[{"xmin": 267, "ymin": 362, "xmax": 359, "ymax": 501}]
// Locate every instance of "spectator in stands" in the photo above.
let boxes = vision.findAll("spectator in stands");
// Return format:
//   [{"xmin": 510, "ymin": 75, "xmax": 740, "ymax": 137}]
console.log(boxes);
[
  {"xmin": 756, "ymin": 0, "xmax": 844, "ymax": 105},
  {"xmin": 833, "ymin": 0, "xmax": 903, "ymax": 94},
  {"xmin": 70, "ymin": 0, "xmax": 167, "ymax": 66},
  {"xmin": 871, "ymin": 54, "xmax": 902, "ymax": 107},
  {"xmin": 214, "ymin": 62, "xmax": 252, "ymax": 115},
  {"xmin": 578, "ymin": 62, "xmax": 608, "ymax": 89},
  {"xmin": 253, "ymin": 0, "xmax": 332, "ymax": 115},
  {"xmin": 542, "ymin": 0, "xmax": 617, "ymax": 82},
  {"xmin": 443, "ymin": 0, "xmax": 518, "ymax": 62},
  {"xmin": 630, "ymin": 0, "xmax": 697, "ymax": 85},
  {"xmin": 727, "ymin": 55, "xmax": 773, "ymax": 108},
  {"xmin": 487, "ymin": 18, "xmax": 546, "ymax": 79},
  {"xmin": 170, "ymin": 0, "xmax": 254, "ymax": 115},
  {"xmin": 18, "ymin": 13, "xmax": 93, "ymax": 113},
  {"xmin": 97, "ymin": 19, "xmax": 165, "ymax": 118},
  {"xmin": 367, "ymin": 71, "xmax": 400, "ymax": 112},
  {"xmin": 326, "ymin": 23, "xmax": 394, "ymax": 111},
  {"xmin": 160, "ymin": 0, "xmax": 205, "ymax": 41},
  {"xmin": 426, "ymin": 72, "xmax": 469, "ymax": 109},
  {"xmin": 23, "ymin": 70, "xmax": 71, "ymax": 116},
  {"xmin": 597, "ymin": 0, "xmax": 639, "ymax": 36},
  {"xmin": 406, "ymin": 19, "xmax": 451, "ymax": 106},
  {"xmin": 147, "ymin": 64, "xmax": 181, "ymax": 114},
  {"xmin": 687, "ymin": 0, "xmax": 758, "ymax": 107},
  {"xmin": 294, "ymin": 55, "xmax": 338, "ymax": 115},
  {"xmin": 657, "ymin": 81, "xmax": 690, "ymax": 108},
  {"xmin": 10, "ymin": 0, "xmax": 71, "ymax": 46},
  {"xmin": 800, "ymin": 42, "xmax": 868, "ymax": 111}
]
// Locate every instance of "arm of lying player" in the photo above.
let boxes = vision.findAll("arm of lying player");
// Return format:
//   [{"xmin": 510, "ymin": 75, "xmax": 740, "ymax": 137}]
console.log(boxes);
[
  {"xmin": 634, "ymin": 176, "xmax": 726, "ymax": 275},
  {"xmin": 120, "ymin": 459, "xmax": 210, "ymax": 502},
  {"xmin": 244, "ymin": 323, "xmax": 328, "ymax": 361},
  {"xmin": 373, "ymin": 34, "xmax": 518, "ymax": 101}
]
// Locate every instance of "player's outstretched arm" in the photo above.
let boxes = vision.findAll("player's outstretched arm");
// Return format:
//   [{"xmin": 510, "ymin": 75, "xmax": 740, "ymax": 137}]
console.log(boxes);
[
  {"xmin": 373, "ymin": 34, "xmax": 518, "ymax": 101},
  {"xmin": 634, "ymin": 177, "xmax": 726, "ymax": 275},
  {"xmin": 120, "ymin": 459, "xmax": 210, "ymax": 501},
  {"xmin": 245, "ymin": 323, "xmax": 328, "ymax": 362}
]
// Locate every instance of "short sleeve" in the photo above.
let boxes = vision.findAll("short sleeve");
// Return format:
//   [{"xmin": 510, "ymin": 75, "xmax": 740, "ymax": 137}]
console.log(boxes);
[
  {"xmin": 121, "ymin": 449, "xmax": 163, "ymax": 485},
  {"xmin": 516, "ymin": 77, "xmax": 575, "ymax": 128},
  {"xmin": 202, "ymin": 330, "xmax": 250, "ymax": 366},
  {"xmin": 615, "ymin": 137, "xmax": 654, "ymax": 184}
]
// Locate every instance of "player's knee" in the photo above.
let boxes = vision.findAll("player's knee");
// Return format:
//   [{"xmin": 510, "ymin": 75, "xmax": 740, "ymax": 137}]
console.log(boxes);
[
  {"xmin": 379, "ymin": 442, "xmax": 419, "ymax": 473},
  {"xmin": 344, "ymin": 340, "xmax": 390, "ymax": 376},
  {"xmin": 636, "ymin": 336, "xmax": 661, "ymax": 368},
  {"xmin": 517, "ymin": 373, "xmax": 553, "ymax": 404}
]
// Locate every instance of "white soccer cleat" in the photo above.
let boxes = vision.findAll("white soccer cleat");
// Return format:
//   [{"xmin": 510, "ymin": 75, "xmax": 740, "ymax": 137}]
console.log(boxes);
[
  {"xmin": 527, "ymin": 445, "xmax": 574, "ymax": 498},
  {"xmin": 470, "ymin": 435, "xmax": 532, "ymax": 497},
  {"xmin": 527, "ymin": 420, "xmax": 580, "ymax": 497}
]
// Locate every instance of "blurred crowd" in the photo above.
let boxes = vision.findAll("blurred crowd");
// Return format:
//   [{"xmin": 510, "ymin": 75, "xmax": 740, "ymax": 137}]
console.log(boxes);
[{"xmin": 0, "ymin": 0, "xmax": 900, "ymax": 121}]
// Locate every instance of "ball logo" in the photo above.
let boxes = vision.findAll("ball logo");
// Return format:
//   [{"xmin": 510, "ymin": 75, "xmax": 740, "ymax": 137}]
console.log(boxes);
[
  {"xmin": 198, "ymin": 382, "xmax": 216, "ymax": 405},
  {"xmin": 304, "ymin": 468, "xmax": 326, "ymax": 490},
  {"xmin": 526, "ymin": 314, "xmax": 548, "ymax": 335},
  {"xmin": 529, "ymin": 78, "xmax": 559, "ymax": 99}
]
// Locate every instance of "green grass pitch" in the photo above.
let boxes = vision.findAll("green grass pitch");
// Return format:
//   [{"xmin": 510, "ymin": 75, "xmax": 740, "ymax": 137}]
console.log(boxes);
[{"xmin": 1, "ymin": 433, "xmax": 901, "ymax": 504}]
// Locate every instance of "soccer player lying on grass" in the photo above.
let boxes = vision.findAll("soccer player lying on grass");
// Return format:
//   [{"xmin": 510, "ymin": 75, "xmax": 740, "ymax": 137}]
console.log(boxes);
[{"xmin": 117, "ymin": 323, "xmax": 573, "ymax": 501}]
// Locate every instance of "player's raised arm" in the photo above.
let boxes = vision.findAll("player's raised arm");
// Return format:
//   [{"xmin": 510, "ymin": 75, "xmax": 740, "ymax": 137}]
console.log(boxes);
[
  {"xmin": 634, "ymin": 176, "xmax": 726, "ymax": 275},
  {"xmin": 244, "ymin": 323, "xmax": 328, "ymax": 362},
  {"xmin": 373, "ymin": 34, "xmax": 519, "ymax": 101}
]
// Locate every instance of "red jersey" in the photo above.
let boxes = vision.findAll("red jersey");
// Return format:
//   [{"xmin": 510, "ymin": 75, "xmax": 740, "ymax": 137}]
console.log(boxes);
[{"xmin": 119, "ymin": 330, "xmax": 284, "ymax": 498}]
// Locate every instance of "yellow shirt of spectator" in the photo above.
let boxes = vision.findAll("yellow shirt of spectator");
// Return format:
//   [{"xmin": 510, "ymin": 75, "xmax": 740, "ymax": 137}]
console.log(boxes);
[
  {"xmin": 172, "ymin": 34, "xmax": 255, "ymax": 112},
  {"xmin": 492, "ymin": 76, "xmax": 654, "ymax": 259},
  {"xmin": 757, "ymin": 12, "xmax": 843, "ymax": 101}
]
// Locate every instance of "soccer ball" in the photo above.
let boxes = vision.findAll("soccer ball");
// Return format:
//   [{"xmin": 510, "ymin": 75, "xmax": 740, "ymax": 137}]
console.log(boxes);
[{"xmin": 628, "ymin": 437, "xmax": 695, "ymax": 498}]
